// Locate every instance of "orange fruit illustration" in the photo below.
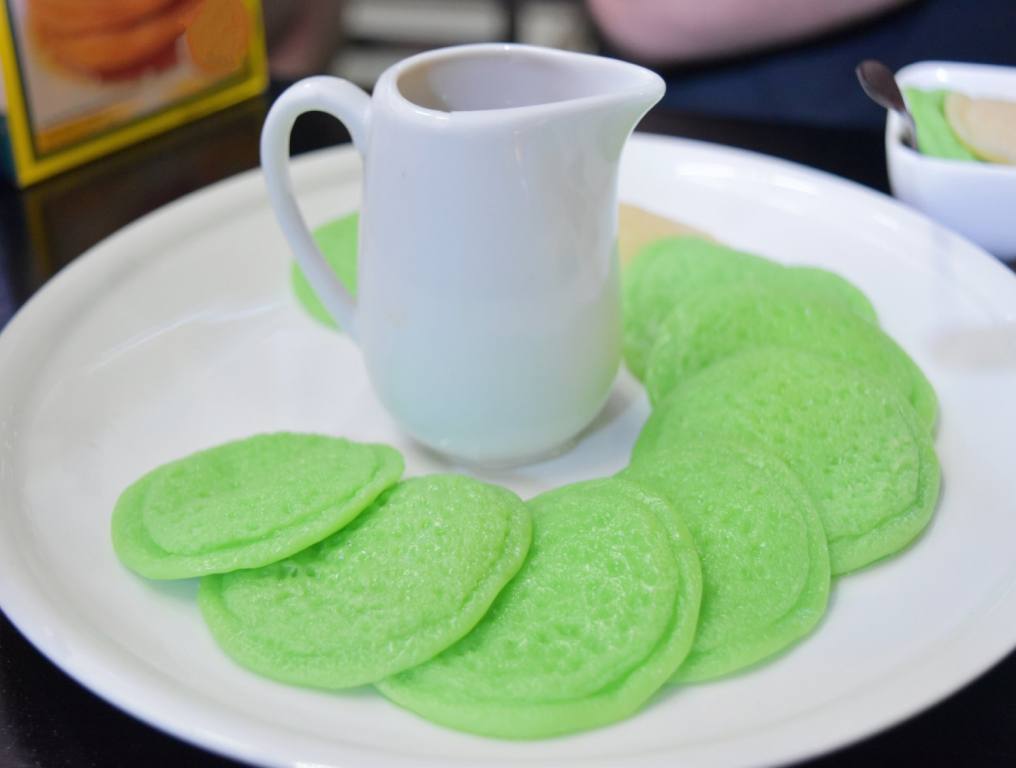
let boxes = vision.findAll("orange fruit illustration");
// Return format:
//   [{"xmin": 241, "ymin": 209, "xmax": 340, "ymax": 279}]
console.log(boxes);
[
  {"xmin": 27, "ymin": 0, "xmax": 205, "ymax": 80},
  {"xmin": 185, "ymin": 0, "xmax": 251, "ymax": 76}
]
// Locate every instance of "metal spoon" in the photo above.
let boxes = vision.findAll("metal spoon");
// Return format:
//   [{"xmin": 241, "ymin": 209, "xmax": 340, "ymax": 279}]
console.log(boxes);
[{"xmin": 856, "ymin": 59, "xmax": 918, "ymax": 149}]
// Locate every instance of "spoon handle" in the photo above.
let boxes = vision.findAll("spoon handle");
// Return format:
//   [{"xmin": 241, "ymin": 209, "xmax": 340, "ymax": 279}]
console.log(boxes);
[{"xmin": 856, "ymin": 59, "xmax": 918, "ymax": 149}]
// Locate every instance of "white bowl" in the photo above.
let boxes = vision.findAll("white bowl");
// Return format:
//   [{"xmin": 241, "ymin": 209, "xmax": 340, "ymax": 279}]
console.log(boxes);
[{"xmin": 887, "ymin": 61, "xmax": 1016, "ymax": 260}]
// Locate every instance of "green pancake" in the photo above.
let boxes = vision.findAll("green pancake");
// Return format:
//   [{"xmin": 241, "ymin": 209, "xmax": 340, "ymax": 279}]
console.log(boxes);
[
  {"xmin": 291, "ymin": 212, "xmax": 359, "ymax": 329},
  {"xmin": 904, "ymin": 88, "xmax": 980, "ymax": 161},
  {"xmin": 622, "ymin": 441, "xmax": 830, "ymax": 683},
  {"xmin": 622, "ymin": 237, "xmax": 878, "ymax": 381},
  {"xmin": 199, "ymin": 475, "xmax": 532, "ymax": 689},
  {"xmin": 644, "ymin": 284, "xmax": 937, "ymax": 429},
  {"xmin": 634, "ymin": 349, "xmax": 940, "ymax": 575},
  {"xmin": 112, "ymin": 433, "xmax": 402, "ymax": 580},
  {"xmin": 623, "ymin": 237, "xmax": 776, "ymax": 380},
  {"xmin": 774, "ymin": 266, "xmax": 877, "ymax": 325},
  {"xmin": 377, "ymin": 478, "xmax": 702, "ymax": 739}
]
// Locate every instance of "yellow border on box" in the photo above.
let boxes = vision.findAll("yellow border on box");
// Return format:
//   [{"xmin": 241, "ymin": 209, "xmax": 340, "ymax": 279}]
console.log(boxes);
[{"xmin": 0, "ymin": 0, "xmax": 268, "ymax": 186}]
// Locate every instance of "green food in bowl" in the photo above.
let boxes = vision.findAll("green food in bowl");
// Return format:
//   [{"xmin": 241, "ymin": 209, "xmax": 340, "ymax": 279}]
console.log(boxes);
[{"xmin": 904, "ymin": 88, "xmax": 980, "ymax": 161}]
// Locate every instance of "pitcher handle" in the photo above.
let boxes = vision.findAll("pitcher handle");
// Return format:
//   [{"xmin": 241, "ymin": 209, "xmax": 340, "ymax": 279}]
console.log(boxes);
[{"xmin": 260, "ymin": 76, "xmax": 370, "ymax": 338}]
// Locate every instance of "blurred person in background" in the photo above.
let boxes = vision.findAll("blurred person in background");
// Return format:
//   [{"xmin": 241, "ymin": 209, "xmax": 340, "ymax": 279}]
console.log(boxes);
[
  {"xmin": 263, "ymin": 0, "xmax": 1015, "ymax": 129},
  {"xmin": 588, "ymin": 0, "xmax": 1016, "ymax": 128}
]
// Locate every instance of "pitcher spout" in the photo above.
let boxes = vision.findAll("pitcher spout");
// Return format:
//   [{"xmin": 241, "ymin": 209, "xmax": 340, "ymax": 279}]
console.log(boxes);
[
  {"xmin": 568, "ymin": 53, "xmax": 666, "ymax": 122},
  {"xmin": 566, "ymin": 54, "xmax": 666, "ymax": 155}
]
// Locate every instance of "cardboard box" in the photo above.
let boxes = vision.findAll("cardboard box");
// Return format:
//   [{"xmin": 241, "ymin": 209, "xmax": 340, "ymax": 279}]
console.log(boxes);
[{"xmin": 0, "ymin": 0, "xmax": 267, "ymax": 186}]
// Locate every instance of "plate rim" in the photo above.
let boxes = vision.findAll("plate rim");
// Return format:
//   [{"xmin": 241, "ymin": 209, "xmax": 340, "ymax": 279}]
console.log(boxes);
[{"xmin": 2, "ymin": 133, "xmax": 1016, "ymax": 768}]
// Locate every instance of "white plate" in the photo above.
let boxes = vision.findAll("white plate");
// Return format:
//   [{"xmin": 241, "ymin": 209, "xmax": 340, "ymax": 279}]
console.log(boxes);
[{"xmin": 2, "ymin": 134, "xmax": 1016, "ymax": 768}]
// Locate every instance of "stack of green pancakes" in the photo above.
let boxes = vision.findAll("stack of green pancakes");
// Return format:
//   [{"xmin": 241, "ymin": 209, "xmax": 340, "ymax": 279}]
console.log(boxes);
[
  {"xmin": 625, "ymin": 235, "xmax": 940, "ymax": 578},
  {"xmin": 110, "ymin": 219, "xmax": 940, "ymax": 741}
]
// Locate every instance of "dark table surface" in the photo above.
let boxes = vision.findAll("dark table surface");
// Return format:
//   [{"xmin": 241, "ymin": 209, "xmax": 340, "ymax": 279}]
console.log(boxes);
[{"xmin": 1, "ymin": 85, "xmax": 1014, "ymax": 768}]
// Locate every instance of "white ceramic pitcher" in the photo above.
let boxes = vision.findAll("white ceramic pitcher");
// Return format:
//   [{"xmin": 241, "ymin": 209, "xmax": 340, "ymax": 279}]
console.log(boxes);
[{"xmin": 262, "ymin": 44, "xmax": 664, "ymax": 465}]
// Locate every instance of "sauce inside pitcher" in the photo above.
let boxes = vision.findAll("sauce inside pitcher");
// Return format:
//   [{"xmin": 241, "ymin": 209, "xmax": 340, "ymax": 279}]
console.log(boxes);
[{"xmin": 398, "ymin": 46, "xmax": 663, "ymax": 113}]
